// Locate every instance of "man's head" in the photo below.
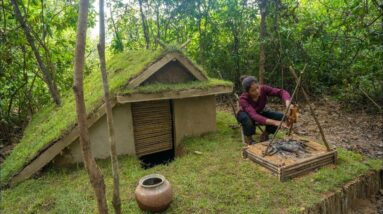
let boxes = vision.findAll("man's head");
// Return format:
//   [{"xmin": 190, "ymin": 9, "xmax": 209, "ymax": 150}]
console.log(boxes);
[{"xmin": 240, "ymin": 75, "xmax": 260, "ymax": 100}]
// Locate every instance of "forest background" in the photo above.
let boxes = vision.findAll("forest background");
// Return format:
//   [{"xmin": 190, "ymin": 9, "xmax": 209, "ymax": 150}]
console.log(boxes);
[{"xmin": 1, "ymin": 0, "xmax": 382, "ymax": 147}]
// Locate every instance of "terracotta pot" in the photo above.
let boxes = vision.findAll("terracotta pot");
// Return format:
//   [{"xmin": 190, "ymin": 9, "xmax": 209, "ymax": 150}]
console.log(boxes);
[{"xmin": 135, "ymin": 174, "xmax": 172, "ymax": 212}]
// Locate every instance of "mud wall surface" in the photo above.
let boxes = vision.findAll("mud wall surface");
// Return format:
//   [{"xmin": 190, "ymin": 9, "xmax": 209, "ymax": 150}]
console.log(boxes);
[
  {"xmin": 54, "ymin": 96, "xmax": 218, "ymax": 165},
  {"xmin": 172, "ymin": 96, "xmax": 216, "ymax": 147},
  {"xmin": 53, "ymin": 103, "xmax": 135, "ymax": 165}
]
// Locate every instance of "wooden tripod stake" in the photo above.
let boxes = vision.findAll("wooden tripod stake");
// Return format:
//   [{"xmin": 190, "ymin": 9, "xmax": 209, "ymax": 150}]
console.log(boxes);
[{"xmin": 288, "ymin": 66, "xmax": 331, "ymax": 151}]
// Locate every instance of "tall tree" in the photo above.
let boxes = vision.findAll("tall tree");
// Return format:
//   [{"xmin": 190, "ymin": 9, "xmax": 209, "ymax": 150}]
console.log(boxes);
[
  {"xmin": 258, "ymin": 0, "xmax": 267, "ymax": 84},
  {"xmin": 72, "ymin": 0, "xmax": 108, "ymax": 212},
  {"xmin": 138, "ymin": 0, "xmax": 150, "ymax": 49},
  {"xmin": 98, "ymin": 0, "xmax": 121, "ymax": 213},
  {"xmin": 10, "ymin": 0, "xmax": 61, "ymax": 106},
  {"xmin": 196, "ymin": 0, "xmax": 205, "ymax": 64},
  {"xmin": 108, "ymin": 1, "xmax": 124, "ymax": 52},
  {"xmin": 155, "ymin": 0, "xmax": 161, "ymax": 44}
]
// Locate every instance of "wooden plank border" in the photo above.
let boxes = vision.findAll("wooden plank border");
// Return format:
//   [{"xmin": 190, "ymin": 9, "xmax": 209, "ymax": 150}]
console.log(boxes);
[{"xmin": 244, "ymin": 147, "xmax": 337, "ymax": 182}]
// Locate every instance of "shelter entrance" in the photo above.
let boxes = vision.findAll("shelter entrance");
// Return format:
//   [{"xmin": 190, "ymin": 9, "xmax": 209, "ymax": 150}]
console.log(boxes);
[{"xmin": 132, "ymin": 100, "xmax": 174, "ymax": 157}]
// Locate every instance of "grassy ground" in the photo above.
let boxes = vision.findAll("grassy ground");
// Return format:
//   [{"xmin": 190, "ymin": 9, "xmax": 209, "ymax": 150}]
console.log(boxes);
[{"xmin": 0, "ymin": 111, "xmax": 381, "ymax": 213}]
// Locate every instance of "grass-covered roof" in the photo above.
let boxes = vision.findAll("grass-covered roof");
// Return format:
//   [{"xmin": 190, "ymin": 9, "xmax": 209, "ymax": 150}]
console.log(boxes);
[{"xmin": 0, "ymin": 48, "xmax": 233, "ymax": 185}]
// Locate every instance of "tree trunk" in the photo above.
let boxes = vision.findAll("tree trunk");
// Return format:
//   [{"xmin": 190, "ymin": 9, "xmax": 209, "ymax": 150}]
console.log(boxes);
[
  {"xmin": 72, "ymin": 0, "xmax": 108, "ymax": 213},
  {"xmin": 109, "ymin": 4, "xmax": 123, "ymax": 52},
  {"xmin": 233, "ymin": 29, "xmax": 241, "ymax": 89},
  {"xmin": 155, "ymin": 1, "xmax": 161, "ymax": 45},
  {"xmin": 98, "ymin": 0, "xmax": 121, "ymax": 213},
  {"xmin": 138, "ymin": 0, "xmax": 150, "ymax": 49},
  {"xmin": 197, "ymin": 0, "xmax": 205, "ymax": 65},
  {"xmin": 258, "ymin": 0, "xmax": 267, "ymax": 84},
  {"xmin": 2, "ymin": 0, "xmax": 6, "ymax": 34},
  {"xmin": 10, "ymin": 0, "xmax": 61, "ymax": 106},
  {"xmin": 197, "ymin": 18, "xmax": 204, "ymax": 65}
]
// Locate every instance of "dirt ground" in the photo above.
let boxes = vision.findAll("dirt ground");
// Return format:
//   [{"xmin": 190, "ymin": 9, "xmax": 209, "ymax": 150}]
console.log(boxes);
[{"xmin": 291, "ymin": 98, "xmax": 383, "ymax": 160}]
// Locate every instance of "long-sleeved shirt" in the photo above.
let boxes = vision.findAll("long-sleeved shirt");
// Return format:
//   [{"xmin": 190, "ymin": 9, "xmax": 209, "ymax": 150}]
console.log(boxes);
[{"xmin": 239, "ymin": 85, "xmax": 291, "ymax": 125}]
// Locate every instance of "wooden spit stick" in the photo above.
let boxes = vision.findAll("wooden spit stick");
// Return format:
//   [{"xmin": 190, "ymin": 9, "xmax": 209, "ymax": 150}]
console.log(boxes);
[{"xmin": 288, "ymin": 66, "xmax": 331, "ymax": 151}]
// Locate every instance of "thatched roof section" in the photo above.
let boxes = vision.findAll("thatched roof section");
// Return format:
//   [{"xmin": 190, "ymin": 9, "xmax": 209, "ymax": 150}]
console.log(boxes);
[{"xmin": 0, "ymin": 48, "xmax": 233, "ymax": 186}]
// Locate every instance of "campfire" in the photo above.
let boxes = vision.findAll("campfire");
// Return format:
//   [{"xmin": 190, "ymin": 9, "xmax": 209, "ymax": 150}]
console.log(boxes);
[{"xmin": 266, "ymin": 138, "xmax": 310, "ymax": 158}]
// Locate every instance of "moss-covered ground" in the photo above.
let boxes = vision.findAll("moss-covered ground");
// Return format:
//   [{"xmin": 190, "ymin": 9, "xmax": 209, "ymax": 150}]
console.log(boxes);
[{"xmin": 1, "ymin": 111, "xmax": 381, "ymax": 213}]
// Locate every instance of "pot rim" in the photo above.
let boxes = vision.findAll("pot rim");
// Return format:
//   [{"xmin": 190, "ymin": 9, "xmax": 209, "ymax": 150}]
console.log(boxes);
[{"xmin": 139, "ymin": 174, "xmax": 165, "ymax": 188}]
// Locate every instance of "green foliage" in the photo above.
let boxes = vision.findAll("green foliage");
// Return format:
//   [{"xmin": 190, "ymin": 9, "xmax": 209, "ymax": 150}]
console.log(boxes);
[
  {"xmin": 1, "ymin": 111, "xmax": 381, "ymax": 213},
  {"xmin": 0, "ymin": 0, "xmax": 97, "ymax": 144},
  {"xmin": 107, "ymin": 0, "xmax": 382, "ymax": 106},
  {"xmin": 2, "ymin": 0, "xmax": 382, "ymax": 147},
  {"xmin": 274, "ymin": 0, "xmax": 383, "ymax": 108}
]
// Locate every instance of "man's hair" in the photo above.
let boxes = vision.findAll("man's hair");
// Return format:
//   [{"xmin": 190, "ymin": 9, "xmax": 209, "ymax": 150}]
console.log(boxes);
[
  {"xmin": 240, "ymin": 75, "xmax": 258, "ymax": 92},
  {"xmin": 239, "ymin": 75, "xmax": 249, "ymax": 83}
]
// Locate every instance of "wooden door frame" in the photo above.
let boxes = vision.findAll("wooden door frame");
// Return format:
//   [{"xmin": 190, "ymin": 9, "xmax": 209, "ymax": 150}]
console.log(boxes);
[{"xmin": 169, "ymin": 99, "xmax": 176, "ymax": 157}]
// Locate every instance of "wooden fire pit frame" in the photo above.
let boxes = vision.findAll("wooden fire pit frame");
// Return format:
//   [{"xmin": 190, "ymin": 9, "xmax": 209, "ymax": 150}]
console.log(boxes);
[
  {"xmin": 240, "ymin": 66, "xmax": 338, "ymax": 181},
  {"xmin": 243, "ymin": 144, "xmax": 337, "ymax": 181}
]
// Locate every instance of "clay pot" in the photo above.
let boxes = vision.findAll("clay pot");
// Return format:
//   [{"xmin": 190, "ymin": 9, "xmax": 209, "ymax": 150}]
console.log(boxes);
[{"xmin": 135, "ymin": 174, "xmax": 172, "ymax": 212}]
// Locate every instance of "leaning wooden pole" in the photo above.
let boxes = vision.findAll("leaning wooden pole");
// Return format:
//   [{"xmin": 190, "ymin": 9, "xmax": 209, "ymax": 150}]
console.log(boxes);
[
  {"xmin": 258, "ymin": 0, "xmax": 267, "ymax": 84},
  {"xmin": 358, "ymin": 87, "xmax": 382, "ymax": 112},
  {"xmin": 97, "ymin": 0, "xmax": 121, "ymax": 213},
  {"xmin": 73, "ymin": 0, "xmax": 108, "ymax": 212},
  {"xmin": 138, "ymin": 0, "xmax": 150, "ymax": 49},
  {"xmin": 288, "ymin": 66, "xmax": 331, "ymax": 151}
]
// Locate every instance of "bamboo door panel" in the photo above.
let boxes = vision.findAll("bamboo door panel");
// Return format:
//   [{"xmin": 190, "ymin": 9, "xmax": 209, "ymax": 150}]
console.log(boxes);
[{"xmin": 132, "ymin": 100, "xmax": 173, "ymax": 156}]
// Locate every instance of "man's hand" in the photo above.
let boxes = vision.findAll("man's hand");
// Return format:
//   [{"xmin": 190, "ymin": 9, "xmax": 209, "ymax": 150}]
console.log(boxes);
[
  {"xmin": 285, "ymin": 100, "xmax": 291, "ymax": 108},
  {"xmin": 274, "ymin": 120, "xmax": 288, "ymax": 129},
  {"xmin": 285, "ymin": 100, "xmax": 294, "ymax": 111},
  {"xmin": 266, "ymin": 119, "xmax": 288, "ymax": 128}
]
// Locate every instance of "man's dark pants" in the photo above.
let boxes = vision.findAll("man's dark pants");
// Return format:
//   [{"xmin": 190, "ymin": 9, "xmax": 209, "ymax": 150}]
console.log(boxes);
[{"xmin": 236, "ymin": 111, "xmax": 283, "ymax": 136}]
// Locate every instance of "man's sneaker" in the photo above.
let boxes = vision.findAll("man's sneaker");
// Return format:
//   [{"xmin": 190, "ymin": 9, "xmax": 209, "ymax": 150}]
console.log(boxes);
[{"xmin": 245, "ymin": 136, "xmax": 256, "ymax": 145}]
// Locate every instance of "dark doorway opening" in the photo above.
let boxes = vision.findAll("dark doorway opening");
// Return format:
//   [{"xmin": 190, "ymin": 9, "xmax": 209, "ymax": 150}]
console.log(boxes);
[{"xmin": 139, "ymin": 148, "xmax": 174, "ymax": 169}]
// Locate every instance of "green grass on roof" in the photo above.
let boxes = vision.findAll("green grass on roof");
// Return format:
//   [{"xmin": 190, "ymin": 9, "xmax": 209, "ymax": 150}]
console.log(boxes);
[
  {"xmin": 0, "ymin": 49, "xmax": 169, "ymax": 185},
  {"xmin": 117, "ymin": 78, "xmax": 233, "ymax": 95},
  {"xmin": 0, "ymin": 111, "xmax": 381, "ymax": 213}
]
